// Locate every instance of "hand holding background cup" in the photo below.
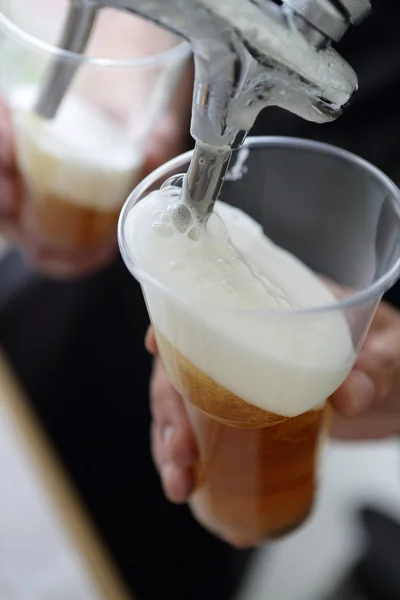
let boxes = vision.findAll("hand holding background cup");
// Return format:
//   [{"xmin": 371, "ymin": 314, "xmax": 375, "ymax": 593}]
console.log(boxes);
[{"xmin": 0, "ymin": 3, "xmax": 192, "ymax": 277}]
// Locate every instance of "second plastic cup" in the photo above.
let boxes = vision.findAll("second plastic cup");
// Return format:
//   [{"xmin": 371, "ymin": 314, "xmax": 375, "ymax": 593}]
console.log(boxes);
[
  {"xmin": 0, "ymin": 0, "xmax": 190, "ymax": 252},
  {"xmin": 119, "ymin": 137, "xmax": 400, "ymax": 546}
]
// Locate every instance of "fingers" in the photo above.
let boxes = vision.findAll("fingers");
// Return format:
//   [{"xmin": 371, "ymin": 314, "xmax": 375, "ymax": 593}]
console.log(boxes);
[
  {"xmin": 331, "ymin": 409, "xmax": 400, "ymax": 441},
  {"xmin": 151, "ymin": 423, "xmax": 194, "ymax": 503},
  {"xmin": 331, "ymin": 341, "xmax": 398, "ymax": 417},
  {"xmin": 150, "ymin": 356, "xmax": 197, "ymax": 503},
  {"xmin": 145, "ymin": 326, "xmax": 158, "ymax": 355},
  {"xmin": 1, "ymin": 182, "xmax": 118, "ymax": 279},
  {"xmin": 331, "ymin": 301, "xmax": 400, "ymax": 441},
  {"xmin": 331, "ymin": 369, "xmax": 376, "ymax": 417}
]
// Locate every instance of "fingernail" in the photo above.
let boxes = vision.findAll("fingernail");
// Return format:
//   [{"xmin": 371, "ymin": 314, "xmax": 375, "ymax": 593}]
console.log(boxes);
[
  {"xmin": 346, "ymin": 370, "xmax": 376, "ymax": 415},
  {"xmin": 160, "ymin": 464, "xmax": 175, "ymax": 499},
  {"xmin": 161, "ymin": 464, "xmax": 188, "ymax": 504},
  {"xmin": 162, "ymin": 426, "xmax": 175, "ymax": 453}
]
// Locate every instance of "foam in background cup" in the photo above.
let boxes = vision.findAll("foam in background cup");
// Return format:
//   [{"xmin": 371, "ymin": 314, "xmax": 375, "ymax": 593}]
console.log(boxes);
[
  {"xmin": 12, "ymin": 86, "xmax": 142, "ymax": 212},
  {"xmin": 124, "ymin": 190, "xmax": 355, "ymax": 417}
]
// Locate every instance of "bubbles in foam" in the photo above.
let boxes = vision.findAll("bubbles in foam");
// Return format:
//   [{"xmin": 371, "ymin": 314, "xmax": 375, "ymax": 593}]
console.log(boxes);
[
  {"xmin": 138, "ymin": 182, "xmax": 294, "ymax": 306},
  {"xmin": 169, "ymin": 260, "xmax": 186, "ymax": 272},
  {"xmin": 124, "ymin": 191, "xmax": 354, "ymax": 417},
  {"xmin": 153, "ymin": 223, "xmax": 174, "ymax": 238},
  {"xmin": 188, "ymin": 228, "xmax": 201, "ymax": 242},
  {"xmin": 170, "ymin": 202, "xmax": 193, "ymax": 233},
  {"xmin": 221, "ymin": 280, "xmax": 236, "ymax": 294}
]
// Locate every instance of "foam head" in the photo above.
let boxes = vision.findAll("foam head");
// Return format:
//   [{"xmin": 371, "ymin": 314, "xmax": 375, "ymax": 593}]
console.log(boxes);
[
  {"xmin": 12, "ymin": 86, "xmax": 142, "ymax": 211},
  {"xmin": 124, "ymin": 189, "xmax": 355, "ymax": 417}
]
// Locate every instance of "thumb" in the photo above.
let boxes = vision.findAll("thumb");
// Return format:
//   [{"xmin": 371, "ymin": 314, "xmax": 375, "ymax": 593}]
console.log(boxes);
[
  {"xmin": 331, "ymin": 324, "xmax": 400, "ymax": 417},
  {"xmin": 331, "ymin": 369, "xmax": 376, "ymax": 417},
  {"xmin": 150, "ymin": 356, "xmax": 197, "ymax": 503},
  {"xmin": 145, "ymin": 325, "xmax": 158, "ymax": 355}
]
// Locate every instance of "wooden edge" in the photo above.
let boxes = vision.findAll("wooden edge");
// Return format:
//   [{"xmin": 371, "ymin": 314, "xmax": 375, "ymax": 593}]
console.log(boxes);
[{"xmin": 0, "ymin": 350, "xmax": 134, "ymax": 600}]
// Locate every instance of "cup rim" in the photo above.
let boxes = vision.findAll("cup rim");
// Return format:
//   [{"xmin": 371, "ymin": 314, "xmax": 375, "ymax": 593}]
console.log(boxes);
[
  {"xmin": 0, "ymin": 10, "xmax": 191, "ymax": 68},
  {"xmin": 118, "ymin": 136, "xmax": 400, "ymax": 317}
]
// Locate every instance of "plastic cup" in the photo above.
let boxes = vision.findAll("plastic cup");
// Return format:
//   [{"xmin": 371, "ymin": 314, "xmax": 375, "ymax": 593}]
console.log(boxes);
[
  {"xmin": 118, "ymin": 136, "xmax": 400, "ymax": 545},
  {"xmin": 0, "ymin": 0, "xmax": 190, "ymax": 254}
]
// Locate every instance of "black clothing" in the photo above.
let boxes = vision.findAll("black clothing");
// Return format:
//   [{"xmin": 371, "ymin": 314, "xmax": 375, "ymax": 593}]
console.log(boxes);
[{"xmin": 0, "ymin": 254, "xmax": 251, "ymax": 600}]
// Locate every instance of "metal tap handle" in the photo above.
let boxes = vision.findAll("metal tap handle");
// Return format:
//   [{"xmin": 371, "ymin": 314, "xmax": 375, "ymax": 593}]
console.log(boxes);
[
  {"xmin": 35, "ymin": 0, "xmax": 100, "ymax": 119},
  {"xmin": 34, "ymin": 0, "xmax": 373, "ymax": 132},
  {"xmin": 283, "ymin": 0, "xmax": 371, "ymax": 41},
  {"xmin": 337, "ymin": 0, "xmax": 372, "ymax": 24}
]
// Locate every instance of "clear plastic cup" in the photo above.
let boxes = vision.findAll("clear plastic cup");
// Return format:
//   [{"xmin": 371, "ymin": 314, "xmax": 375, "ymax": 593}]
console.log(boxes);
[
  {"xmin": 0, "ymin": 0, "xmax": 190, "ymax": 254},
  {"xmin": 118, "ymin": 137, "xmax": 400, "ymax": 545}
]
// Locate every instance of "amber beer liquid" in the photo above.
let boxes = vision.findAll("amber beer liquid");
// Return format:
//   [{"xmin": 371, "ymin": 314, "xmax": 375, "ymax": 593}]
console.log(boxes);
[
  {"xmin": 12, "ymin": 91, "xmax": 142, "ymax": 250},
  {"xmin": 157, "ymin": 331, "xmax": 330, "ymax": 545}
]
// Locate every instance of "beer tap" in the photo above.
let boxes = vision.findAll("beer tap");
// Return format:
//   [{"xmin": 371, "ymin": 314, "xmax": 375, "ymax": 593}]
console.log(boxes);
[{"xmin": 34, "ymin": 0, "xmax": 372, "ymax": 220}]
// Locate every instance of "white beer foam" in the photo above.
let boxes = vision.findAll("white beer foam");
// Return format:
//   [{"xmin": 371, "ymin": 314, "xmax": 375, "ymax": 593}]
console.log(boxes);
[
  {"xmin": 12, "ymin": 87, "xmax": 142, "ymax": 211},
  {"xmin": 125, "ymin": 191, "xmax": 355, "ymax": 417}
]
